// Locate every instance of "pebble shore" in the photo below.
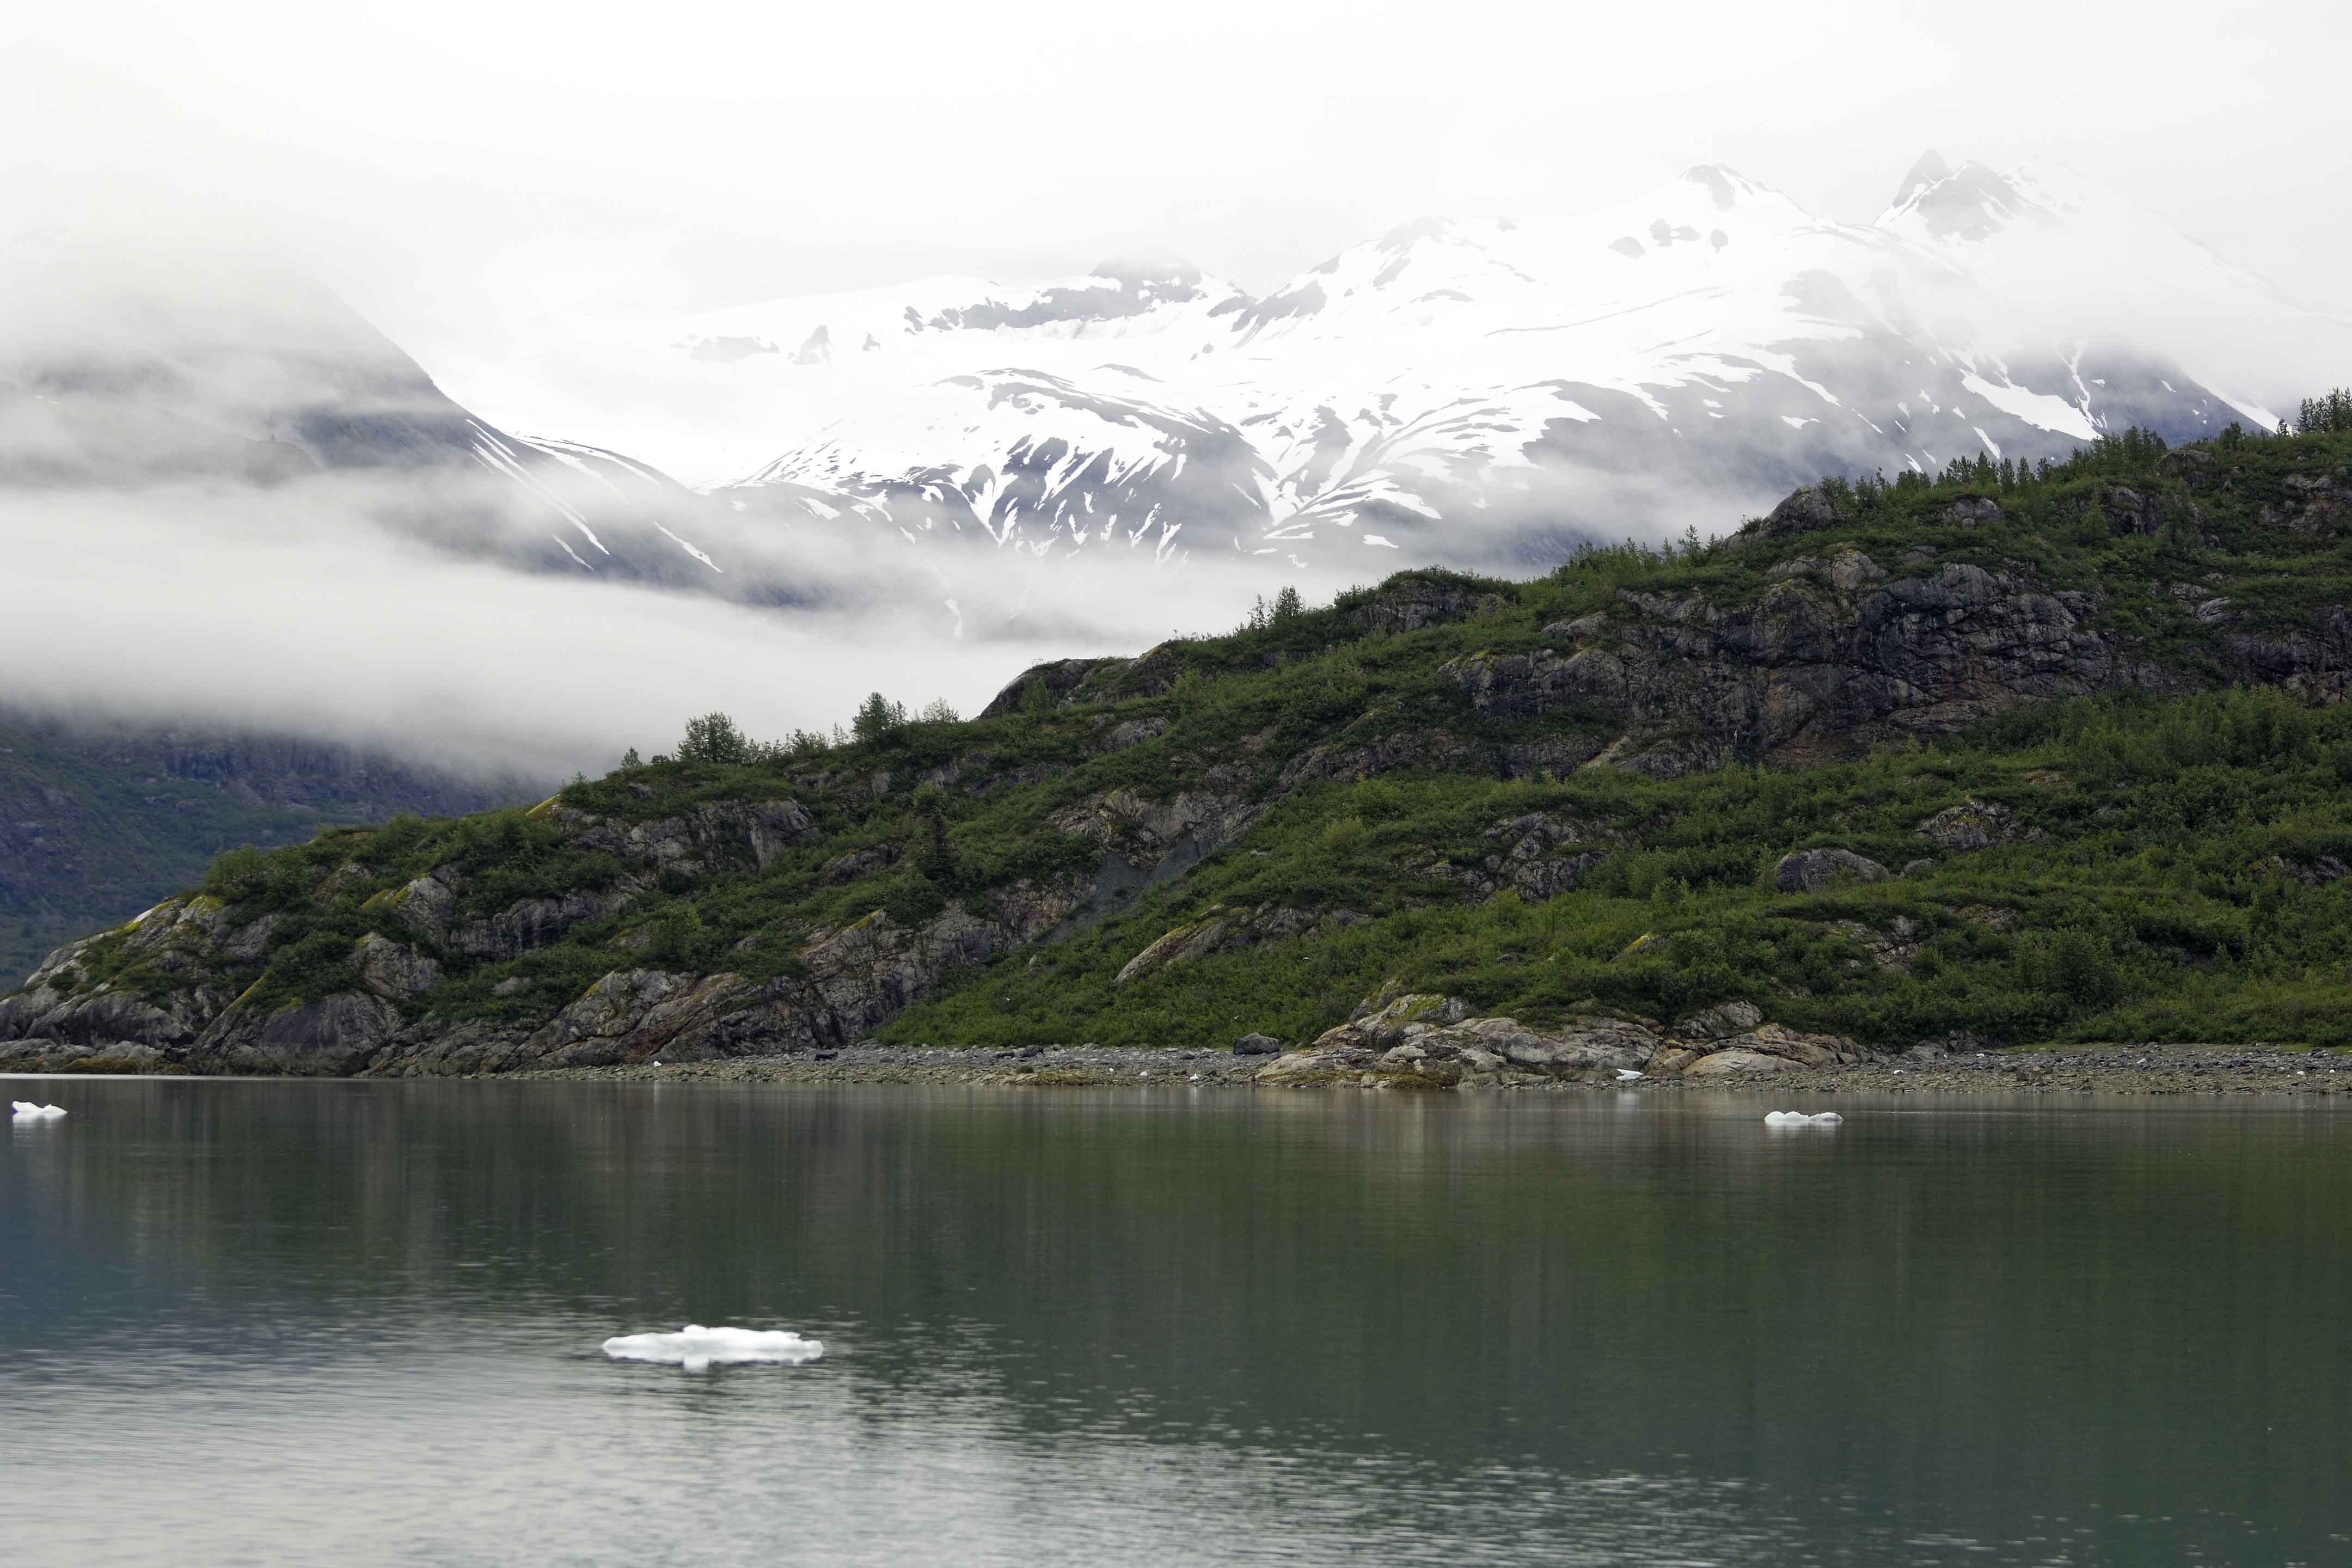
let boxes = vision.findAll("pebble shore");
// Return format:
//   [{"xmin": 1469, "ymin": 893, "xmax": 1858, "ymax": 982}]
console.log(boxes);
[{"xmin": 509, "ymin": 1042, "xmax": 2352, "ymax": 1096}]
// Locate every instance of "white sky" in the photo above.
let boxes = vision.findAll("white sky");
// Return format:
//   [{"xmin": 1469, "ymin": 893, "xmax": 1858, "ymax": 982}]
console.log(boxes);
[
  {"xmin": 7, "ymin": 0, "xmax": 2347, "ymax": 369},
  {"xmin": 3, "ymin": 0, "xmax": 2347, "ymax": 768}
]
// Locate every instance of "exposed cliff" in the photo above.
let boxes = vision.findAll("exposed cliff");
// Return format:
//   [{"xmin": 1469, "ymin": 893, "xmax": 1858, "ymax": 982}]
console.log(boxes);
[{"xmin": 11, "ymin": 423, "xmax": 2352, "ymax": 1072}]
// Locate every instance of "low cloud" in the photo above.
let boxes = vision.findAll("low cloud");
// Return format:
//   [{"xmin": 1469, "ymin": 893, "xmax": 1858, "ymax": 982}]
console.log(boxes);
[{"xmin": 0, "ymin": 474, "xmax": 1317, "ymax": 777}]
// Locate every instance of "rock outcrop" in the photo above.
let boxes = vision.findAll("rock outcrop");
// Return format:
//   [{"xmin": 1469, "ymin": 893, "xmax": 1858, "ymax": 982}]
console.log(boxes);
[
  {"xmin": 1254, "ymin": 987, "xmax": 1859, "ymax": 1088},
  {"xmin": 0, "ymin": 836, "xmax": 1085, "ymax": 1076},
  {"xmin": 1449, "ymin": 561, "xmax": 2190, "ymax": 773},
  {"xmin": 1116, "ymin": 904, "xmax": 1361, "ymax": 985},
  {"xmin": 1343, "ymin": 578, "xmax": 1506, "ymax": 635},
  {"xmin": 1915, "ymin": 799, "xmax": 2029, "ymax": 852},
  {"xmin": 1771, "ymin": 848, "xmax": 1890, "ymax": 893}
]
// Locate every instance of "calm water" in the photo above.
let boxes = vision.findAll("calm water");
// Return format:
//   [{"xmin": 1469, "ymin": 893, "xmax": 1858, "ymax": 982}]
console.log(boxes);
[{"xmin": 4, "ymin": 1079, "xmax": 2349, "ymax": 1566}]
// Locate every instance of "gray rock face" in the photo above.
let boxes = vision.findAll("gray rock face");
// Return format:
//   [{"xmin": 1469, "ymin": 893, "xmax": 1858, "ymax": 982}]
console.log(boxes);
[
  {"xmin": 2091, "ymin": 483, "xmax": 2173, "ymax": 538},
  {"xmin": 1772, "ymin": 848, "xmax": 1891, "ymax": 893},
  {"xmin": 1344, "ymin": 579, "xmax": 1505, "ymax": 635},
  {"xmin": 519, "ymin": 969, "xmax": 755, "ymax": 1068},
  {"xmin": 1117, "ymin": 904, "xmax": 1361, "ymax": 985},
  {"xmin": 556, "ymin": 799, "xmax": 814, "ymax": 881},
  {"xmin": 1448, "ymin": 560, "xmax": 2191, "ymax": 771},
  {"xmin": 1916, "ymin": 799, "xmax": 2021, "ymax": 852},
  {"xmin": 1233, "ymin": 1033, "xmax": 1282, "ymax": 1056},
  {"xmin": 1540, "ymin": 612, "xmax": 1610, "ymax": 644},
  {"xmin": 1679, "ymin": 1000, "xmax": 1765, "ymax": 1039},
  {"xmin": 352, "ymin": 933, "xmax": 442, "ymax": 1001},
  {"xmin": 1279, "ymin": 728, "xmax": 1493, "ymax": 788},
  {"xmin": 2220, "ymin": 604, "xmax": 2352, "ymax": 705},
  {"xmin": 376, "ymin": 868, "xmax": 460, "ymax": 942},
  {"xmin": 1771, "ymin": 548, "xmax": 1887, "ymax": 592},
  {"xmin": 0, "ymin": 897, "xmax": 246, "ymax": 1048},
  {"xmin": 452, "ymin": 890, "xmax": 632, "ymax": 961},
  {"xmin": 1480, "ymin": 811, "xmax": 1620, "ymax": 899},
  {"xmin": 1444, "ymin": 1016, "xmax": 1659, "ymax": 1070},
  {"xmin": 0, "ymin": 983, "xmax": 210, "ymax": 1050},
  {"xmin": 819, "ymin": 845, "xmax": 899, "ymax": 884},
  {"xmin": 1682, "ymin": 1048, "xmax": 1791, "ymax": 1075},
  {"xmin": 1257, "ymin": 988, "xmax": 1861, "ymax": 1088},
  {"xmin": 1757, "ymin": 484, "xmax": 1845, "ymax": 537},
  {"xmin": 977, "ymin": 656, "xmax": 1134, "ymax": 718},
  {"xmin": 197, "ymin": 991, "xmax": 402, "ymax": 1075},
  {"xmin": 2263, "ymin": 470, "xmax": 2352, "ymax": 535},
  {"xmin": 1101, "ymin": 716, "xmax": 1169, "ymax": 751},
  {"xmin": 1052, "ymin": 786, "xmax": 1262, "ymax": 869}
]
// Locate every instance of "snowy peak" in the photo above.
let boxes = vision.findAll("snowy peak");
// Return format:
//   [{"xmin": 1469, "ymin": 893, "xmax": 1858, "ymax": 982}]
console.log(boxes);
[
  {"xmin": 1889, "ymin": 149, "xmax": 1957, "ymax": 209},
  {"xmin": 906, "ymin": 258, "xmax": 1241, "ymax": 336},
  {"xmin": 1879, "ymin": 152, "xmax": 2060, "ymax": 243},
  {"xmin": 416, "ymin": 148, "xmax": 2349, "ymax": 603},
  {"xmin": 1677, "ymin": 163, "xmax": 1784, "ymax": 213}
]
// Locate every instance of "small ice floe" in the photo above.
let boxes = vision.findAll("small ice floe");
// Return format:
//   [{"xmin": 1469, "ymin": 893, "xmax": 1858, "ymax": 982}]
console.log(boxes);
[
  {"xmin": 10, "ymin": 1101, "xmax": 66, "ymax": 1119},
  {"xmin": 1765, "ymin": 1110, "xmax": 1843, "ymax": 1127},
  {"xmin": 600, "ymin": 1325, "xmax": 824, "ymax": 1373},
  {"xmin": 1615, "ymin": 1069, "xmax": 1645, "ymax": 1082}
]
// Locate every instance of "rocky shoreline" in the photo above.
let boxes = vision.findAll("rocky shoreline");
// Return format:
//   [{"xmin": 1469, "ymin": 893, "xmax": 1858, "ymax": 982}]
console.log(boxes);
[
  {"xmin": 9, "ymin": 1038, "xmax": 2348, "ymax": 1095},
  {"xmin": 12, "ymin": 982, "xmax": 2352, "ymax": 1097},
  {"xmin": 490, "ymin": 1040, "xmax": 2351, "ymax": 1095}
]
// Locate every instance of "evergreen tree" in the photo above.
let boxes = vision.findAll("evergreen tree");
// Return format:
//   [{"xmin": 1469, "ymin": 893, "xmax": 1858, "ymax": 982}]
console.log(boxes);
[
  {"xmin": 852, "ymin": 692, "xmax": 909, "ymax": 742},
  {"xmin": 677, "ymin": 711, "xmax": 752, "ymax": 764}
]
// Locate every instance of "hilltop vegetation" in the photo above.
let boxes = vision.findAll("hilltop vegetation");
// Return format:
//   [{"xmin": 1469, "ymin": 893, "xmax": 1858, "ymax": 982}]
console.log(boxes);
[{"xmin": 8, "ymin": 405, "xmax": 2352, "ymax": 1071}]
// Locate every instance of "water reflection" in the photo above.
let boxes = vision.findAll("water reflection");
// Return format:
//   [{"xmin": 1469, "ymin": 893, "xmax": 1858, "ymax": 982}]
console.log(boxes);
[{"xmin": 4, "ymin": 1079, "xmax": 2349, "ymax": 1565}]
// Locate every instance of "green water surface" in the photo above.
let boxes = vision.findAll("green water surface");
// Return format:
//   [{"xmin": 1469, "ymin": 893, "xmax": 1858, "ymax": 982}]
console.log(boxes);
[{"xmin": 3, "ymin": 1079, "xmax": 2347, "ymax": 1565}]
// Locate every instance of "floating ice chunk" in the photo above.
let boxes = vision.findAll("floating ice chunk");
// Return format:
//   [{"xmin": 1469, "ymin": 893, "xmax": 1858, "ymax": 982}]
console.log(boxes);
[
  {"xmin": 1810, "ymin": 1111, "xmax": 1843, "ymax": 1124},
  {"xmin": 11, "ymin": 1101, "xmax": 66, "ymax": 1119},
  {"xmin": 601, "ymin": 1325, "xmax": 824, "ymax": 1373},
  {"xmin": 1763, "ymin": 1110, "xmax": 1807, "ymax": 1125}
]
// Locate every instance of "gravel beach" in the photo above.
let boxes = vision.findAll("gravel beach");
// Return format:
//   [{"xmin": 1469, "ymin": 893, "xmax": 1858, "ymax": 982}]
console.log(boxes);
[{"xmin": 507, "ymin": 1041, "xmax": 2352, "ymax": 1096}]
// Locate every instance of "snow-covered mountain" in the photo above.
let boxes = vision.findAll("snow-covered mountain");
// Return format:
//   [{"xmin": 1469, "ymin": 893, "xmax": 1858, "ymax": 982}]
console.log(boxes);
[
  {"xmin": 0, "ymin": 231, "xmax": 744, "ymax": 595},
  {"xmin": 446, "ymin": 154, "xmax": 2347, "ymax": 575}
]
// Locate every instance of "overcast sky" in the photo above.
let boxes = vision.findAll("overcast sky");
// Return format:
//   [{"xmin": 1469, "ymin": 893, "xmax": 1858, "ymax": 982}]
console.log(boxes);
[{"xmin": 7, "ymin": 0, "xmax": 2347, "ymax": 365}]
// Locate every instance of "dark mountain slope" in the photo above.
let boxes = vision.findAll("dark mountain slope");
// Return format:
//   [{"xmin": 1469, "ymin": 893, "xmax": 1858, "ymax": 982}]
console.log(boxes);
[
  {"xmin": 0, "ymin": 713, "xmax": 538, "ymax": 984},
  {"xmin": 9, "ymin": 408, "xmax": 2352, "ymax": 1074}
]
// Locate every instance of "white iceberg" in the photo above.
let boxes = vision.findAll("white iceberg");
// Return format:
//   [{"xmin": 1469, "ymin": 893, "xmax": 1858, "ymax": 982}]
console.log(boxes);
[
  {"xmin": 600, "ymin": 1325, "xmax": 824, "ymax": 1372},
  {"xmin": 10, "ymin": 1101, "xmax": 66, "ymax": 1119},
  {"xmin": 1765, "ymin": 1109, "xmax": 1844, "ymax": 1128},
  {"xmin": 1810, "ymin": 1111, "xmax": 1844, "ymax": 1124}
]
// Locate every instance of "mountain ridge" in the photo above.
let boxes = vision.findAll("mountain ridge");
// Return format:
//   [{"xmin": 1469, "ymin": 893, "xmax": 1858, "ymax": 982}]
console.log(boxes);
[
  {"xmin": 446, "ymin": 154, "xmax": 2328, "ymax": 584},
  {"xmin": 9, "ymin": 403, "xmax": 2352, "ymax": 1074}
]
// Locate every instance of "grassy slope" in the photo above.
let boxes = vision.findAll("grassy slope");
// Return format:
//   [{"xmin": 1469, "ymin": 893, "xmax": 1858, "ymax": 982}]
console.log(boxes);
[{"xmin": 26, "ymin": 422, "xmax": 2352, "ymax": 1050}]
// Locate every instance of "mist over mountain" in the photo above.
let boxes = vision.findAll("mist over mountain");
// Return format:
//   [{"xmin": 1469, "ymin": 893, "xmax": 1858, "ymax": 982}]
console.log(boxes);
[
  {"xmin": 2, "ymin": 146, "xmax": 2344, "ymax": 797},
  {"xmin": 446, "ymin": 153, "xmax": 2348, "ymax": 580}
]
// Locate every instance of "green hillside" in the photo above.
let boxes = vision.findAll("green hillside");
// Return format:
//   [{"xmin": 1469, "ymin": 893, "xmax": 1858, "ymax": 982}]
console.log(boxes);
[{"xmin": 8, "ymin": 397, "xmax": 2352, "ymax": 1071}]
